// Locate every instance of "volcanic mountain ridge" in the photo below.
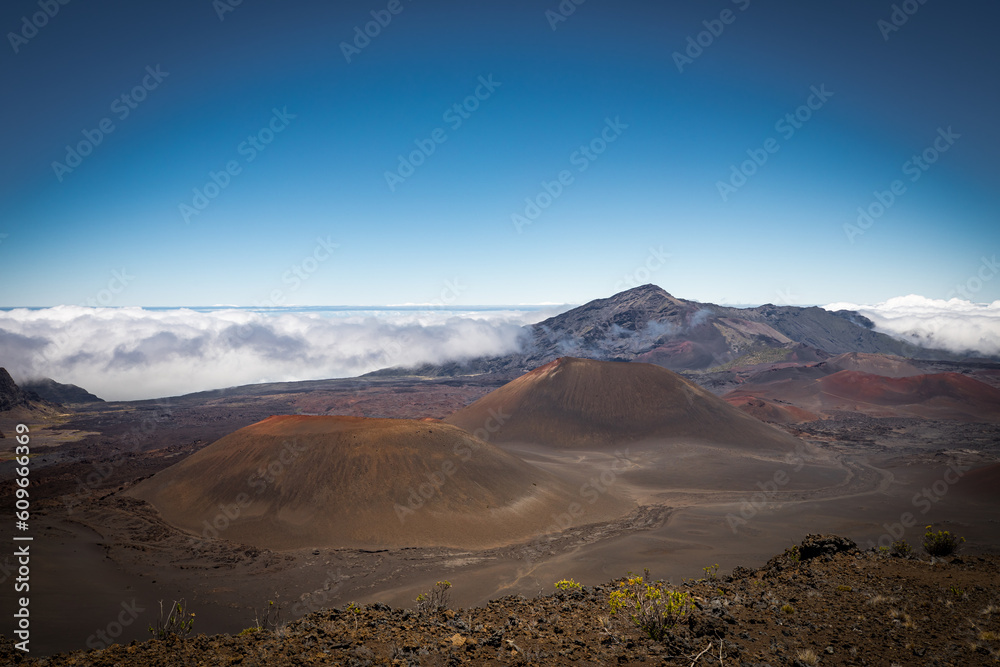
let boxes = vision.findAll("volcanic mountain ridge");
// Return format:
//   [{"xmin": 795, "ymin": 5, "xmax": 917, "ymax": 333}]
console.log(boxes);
[{"xmin": 370, "ymin": 284, "xmax": 963, "ymax": 378}]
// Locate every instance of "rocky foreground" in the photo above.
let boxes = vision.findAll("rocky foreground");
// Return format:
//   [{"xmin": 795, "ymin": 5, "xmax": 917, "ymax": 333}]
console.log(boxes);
[{"xmin": 4, "ymin": 535, "xmax": 999, "ymax": 666}]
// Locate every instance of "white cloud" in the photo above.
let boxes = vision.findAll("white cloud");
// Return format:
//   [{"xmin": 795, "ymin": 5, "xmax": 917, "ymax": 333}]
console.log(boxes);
[
  {"xmin": 0, "ymin": 307, "xmax": 546, "ymax": 401},
  {"xmin": 824, "ymin": 295, "xmax": 1000, "ymax": 357}
]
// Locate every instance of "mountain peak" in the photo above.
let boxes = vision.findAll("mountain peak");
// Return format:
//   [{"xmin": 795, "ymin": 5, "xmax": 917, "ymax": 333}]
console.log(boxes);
[
  {"xmin": 608, "ymin": 283, "xmax": 680, "ymax": 303},
  {"xmin": 377, "ymin": 286, "xmax": 962, "ymax": 380},
  {"xmin": 532, "ymin": 284, "xmax": 697, "ymax": 341}
]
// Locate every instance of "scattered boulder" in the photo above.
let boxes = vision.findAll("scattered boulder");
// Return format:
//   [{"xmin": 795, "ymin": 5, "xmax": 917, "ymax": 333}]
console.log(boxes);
[
  {"xmin": 688, "ymin": 611, "xmax": 729, "ymax": 638},
  {"xmin": 799, "ymin": 534, "xmax": 857, "ymax": 560}
]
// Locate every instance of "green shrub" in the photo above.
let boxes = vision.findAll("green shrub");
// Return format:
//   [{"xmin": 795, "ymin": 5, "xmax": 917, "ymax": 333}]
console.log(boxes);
[
  {"xmin": 554, "ymin": 578, "xmax": 582, "ymax": 592},
  {"xmin": 608, "ymin": 569, "xmax": 694, "ymax": 642},
  {"xmin": 345, "ymin": 602, "xmax": 361, "ymax": 631},
  {"xmin": 415, "ymin": 581, "xmax": 452, "ymax": 615},
  {"xmin": 922, "ymin": 525, "xmax": 965, "ymax": 557},
  {"xmin": 147, "ymin": 599, "xmax": 195, "ymax": 640},
  {"xmin": 248, "ymin": 600, "xmax": 282, "ymax": 633},
  {"xmin": 891, "ymin": 540, "xmax": 912, "ymax": 557}
]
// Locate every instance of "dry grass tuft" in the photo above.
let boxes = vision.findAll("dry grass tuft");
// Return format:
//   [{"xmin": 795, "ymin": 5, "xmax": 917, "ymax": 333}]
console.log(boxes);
[
  {"xmin": 795, "ymin": 648, "xmax": 820, "ymax": 666},
  {"xmin": 867, "ymin": 594, "xmax": 896, "ymax": 606}
]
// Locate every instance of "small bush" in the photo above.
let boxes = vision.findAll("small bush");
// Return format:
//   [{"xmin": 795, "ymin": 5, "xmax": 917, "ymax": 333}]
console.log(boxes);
[
  {"xmin": 344, "ymin": 602, "xmax": 362, "ymax": 631},
  {"xmin": 922, "ymin": 525, "xmax": 965, "ymax": 557},
  {"xmin": 147, "ymin": 599, "xmax": 195, "ymax": 640},
  {"xmin": 702, "ymin": 564, "xmax": 719, "ymax": 580},
  {"xmin": 891, "ymin": 540, "xmax": 912, "ymax": 557},
  {"xmin": 416, "ymin": 581, "xmax": 452, "ymax": 615},
  {"xmin": 608, "ymin": 569, "xmax": 694, "ymax": 642},
  {"xmin": 554, "ymin": 578, "xmax": 582, "ymax": 592},
  {"xmin": 781, "ymin": 603, "xmax": 795, "ymax": 615},
  {"xmin": 249, "ymin": 599, "xmax": 282, "ymax": 633}
]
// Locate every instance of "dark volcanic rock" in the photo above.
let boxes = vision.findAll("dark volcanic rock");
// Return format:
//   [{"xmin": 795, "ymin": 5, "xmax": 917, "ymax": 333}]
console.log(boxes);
[
  {"xmin": 719, "ymin": 303, "xmax": 923, "ymax": 357},
  {"xmin": 798, "ymin": 534, "xmax": 858, "ymax": 560},
  {"xmin": 0, "ymin": 367, "xmax": 30, "ymax": 412},
  {"xmin": 20, "ymin": 377, "xmax": 104, "ymax": 405}
]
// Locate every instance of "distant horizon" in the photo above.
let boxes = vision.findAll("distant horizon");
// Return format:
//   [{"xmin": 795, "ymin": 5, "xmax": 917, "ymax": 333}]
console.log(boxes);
[
  {"xmin": 2, "ymin": 294, "xmax": 998, "ymax": 311},
  {"xmin": 5, "ymin": 278, "xmax": 999, "ymax": 312},
  {"xmin": 2, "ymin": 286, "xmax": 998, "ymax": 402},
  {"xmin": 0, "ymin": 304, "xmax": 567, "ymax": 312}
]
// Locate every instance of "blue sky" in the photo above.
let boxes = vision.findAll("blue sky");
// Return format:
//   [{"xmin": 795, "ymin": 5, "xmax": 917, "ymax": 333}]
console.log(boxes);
[{"xmin": 1, "ymin": 0, "xmax": 998, "ymax": 307}]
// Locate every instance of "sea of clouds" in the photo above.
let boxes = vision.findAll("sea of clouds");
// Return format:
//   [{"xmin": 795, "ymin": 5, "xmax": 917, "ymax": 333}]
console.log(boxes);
[
  {"xmin": 2, "ymin": 296, "xmax": 997, "ymax": 402},
  {"xmin": 0, "ymin": 307, "xmax": 549, "ymax": 401},
  {"xmin": 823, "ymin": 295, "xmax": 1000, "ymax": 358}
]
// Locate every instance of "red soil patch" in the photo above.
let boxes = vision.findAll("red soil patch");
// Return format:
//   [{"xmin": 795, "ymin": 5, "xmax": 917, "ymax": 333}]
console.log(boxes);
[
  {"xmin": 723, "ymin": 395, "xmax": 819, "ymax": 424},
  {"xmin": 819, "ymin": 370, "xmax": 1000, "ymax": 420},
  {"xmin": 953, "ymin": 462, "xmax": 1000, "ymax": 501},
  {"xmin": 725, "ymin": 369, "xmax": 1000, "ymax": 422}
]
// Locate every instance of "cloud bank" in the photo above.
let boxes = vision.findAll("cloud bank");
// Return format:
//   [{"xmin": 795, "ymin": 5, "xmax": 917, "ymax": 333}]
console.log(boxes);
[
  {"xmin": 823, "ymin": 295, "xmax": 1000, "ymax": 357},
  {"xmin": 6, "ymin": 297, "xmax": 995, "ymax": 402},
  {"xmin": 0, "ymin": 307, "xmax": 542, "ymax": 401}
]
